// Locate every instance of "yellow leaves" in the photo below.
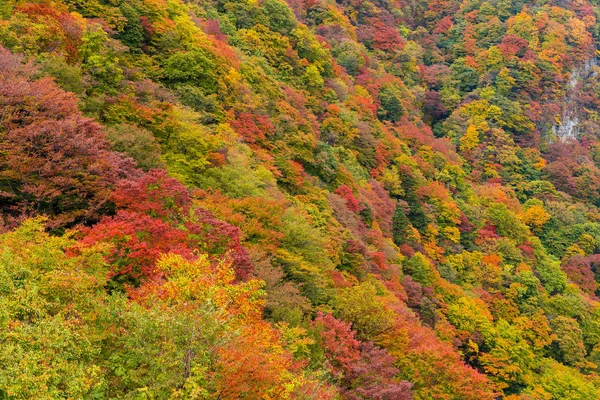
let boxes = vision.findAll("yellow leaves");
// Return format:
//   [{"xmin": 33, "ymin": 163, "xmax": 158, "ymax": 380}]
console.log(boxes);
[
  {"xmin": 513, "ymin": 312, "xmax": 555, "ymax": 350},
  {"xmin": 460, "ymin": 123, "xmax": 481, "ymax": 152},
  {"xmin": 447, "ymin": 296, "xmax": 495, "ymax": 339},
  {"xmin": 496, "ymin": 68, "xmax": 515, "ymax": 96},
  {"xmin": 0, "ymin": 219, "xmax": 109, "ymax": 398},
  {"xmin": 303, "ymin": 64, "xmax": 324, "ymax": 89},
  {"xmin": 424, "ymin": 223, "xmax": 439, "ymax": 239},
  {"xmin": 577, "ymin": 233, "xmax": 596, "ymax": 255},
  {"xmin": 465, "ymin": 99, "xmax": 492, "ymax": 120},
  {"xmin": 567, "ymin": 17, "xmax": 592, "ymax": 50},
  {"xmin": 480, "ymin": 86, "xmax": 496, "ymax": 100},
  {"xmin": 418, "ymin": 145, "xmax": 435, "ymax": 163},
  {"xmin": 479, "ymin": 47, "xmax": 504, "ymax": 73},
  {"xmin": 487, "ymin": 105, "xmax": 503, "ymax": 121},
  {"xmin": 222, "ymin": 67, "xmax": 249, "ymax": 104},
  {"xmin": 563, "ymin": 243, "xmax": 585, "ymax": 260},
  {"xmin": 507, "ymin": 10, "xmax": 539, "ymax": 47},
  {"xmin": 324, "ymin": 4, "xmax": 356, "ymax": 38},
  {"xmin": 442, "ymin": 226, "xmax": 461, "ymax": 244},
  {"xmin": 276, "ymin": 322, "xmax": 314, "ymax": 359},
  {"xmin": 150, "ymin": 253, "xmax": 266, "ymax": 321},
  {"xmin": 465, "ymin": 338, "xmax": 480, "ymax": 355},
  {"xmin": 555, "ymin": 113, "xmax": 562, "ymax": 125},
  {"xmin": 521, "ymin": 204, "xmax": 550, "ymax": 232},
  {"xmin": 173, "ymin": 14, "xmax": 204, "ymax": 47},
  {"xmin": 333, "ymin": 281, "xmax": 396, "ymax": 338},
  {"xmin": 381, "ymin": 168, "xmax": 404, "ymax": 197},
  {"xmin": 483, "ymin": 162, "xmax": 501, "ymax": 179}
]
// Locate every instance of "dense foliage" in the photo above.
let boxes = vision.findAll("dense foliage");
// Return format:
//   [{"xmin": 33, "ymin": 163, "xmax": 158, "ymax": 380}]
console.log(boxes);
[{"xmin": 2, "ymin": 0, "xmax": 600, "ymax": 398}]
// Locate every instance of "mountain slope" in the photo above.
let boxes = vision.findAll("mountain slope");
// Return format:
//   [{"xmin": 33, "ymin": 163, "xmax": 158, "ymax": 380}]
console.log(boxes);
[{"xmin": 1, "ymin": 0, "xmax": 600, "ymax": 398}]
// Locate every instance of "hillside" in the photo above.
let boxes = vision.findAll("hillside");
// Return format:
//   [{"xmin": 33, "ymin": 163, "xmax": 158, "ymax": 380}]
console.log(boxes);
[{"xmin": 2, "ymin": 0, "xmax": 600, "ymax": 398}]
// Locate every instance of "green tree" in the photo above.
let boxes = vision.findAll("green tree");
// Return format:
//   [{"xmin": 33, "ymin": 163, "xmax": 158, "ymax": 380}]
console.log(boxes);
[
  {"xmin": 118, "ymin": 3, "xmax": 144, "ymax": 52},
  {"xmin": 392, "ymin": 202, "xmax": 411, "ymax": 246},
  {"xmin": 333, "ymin": 282, "xmax": 395, "ymax": 339},
  {"xmin": 0, "ymin": 219, "xmax": 107, "ymax": 399},
  {"xmin": 550, "ymin": 316, "xmax": 586, "ymax": 366}
]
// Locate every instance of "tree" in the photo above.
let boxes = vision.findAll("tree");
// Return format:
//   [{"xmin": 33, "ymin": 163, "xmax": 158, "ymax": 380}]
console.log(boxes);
[
  {"xmin": 377, "ymin": 85, "xmax": 405, "ymax": 123},
  {"xmin": 0, "ymin": 218, "xmax": 108, "ymax": 399},
  {"xmin": 105, "ymin": 123, "xmax": 165, "ymax": 171},
  {"xmin": 118, "ymin": 3, "xmax": 144, "ymax": 52},
  {"xmin": 521, "ymin": 203, "xmax": 550, "ymax": 233},
  {"xmin": 550, "ymin": 316, "xmax": 586, "ymax": 366},
  {"xmin": 162, "ymin": 48, "xmax": 218, "ymax": 93},
  {"xmin": 392, "ymin": 202, "xmax": 412, "ymax": 246},
  {"xmin": 0, "ymin": 47, "xmax": 137, "ymax": 229},
  {"xmin": 313, "ymin": 313, "xmax": 413, "ymax": 400},
  {"xmin": 80, "ymin": 170, "xmax": 253, "ymax": 285},
  {"xmin": 333, "ymin": 282, "xmax": 395, "ymax": 338}
]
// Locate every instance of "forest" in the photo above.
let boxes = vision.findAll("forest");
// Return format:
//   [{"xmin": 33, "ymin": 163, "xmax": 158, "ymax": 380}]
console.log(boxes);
[{"xmin": 2, "ymin": 0, "xmax": 600, "ymax": 398}]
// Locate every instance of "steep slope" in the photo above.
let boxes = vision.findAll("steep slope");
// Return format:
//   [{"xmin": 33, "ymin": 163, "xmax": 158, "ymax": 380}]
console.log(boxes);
[{"xmin": 2, "ymin": 0, "xmax": 600, "ymax": 398}]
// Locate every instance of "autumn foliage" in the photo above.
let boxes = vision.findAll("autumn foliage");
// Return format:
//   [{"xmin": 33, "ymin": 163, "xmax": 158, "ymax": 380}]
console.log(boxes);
[{"xmin": 3, "ymin": 0, "xmax": 600, "ymax": 397}]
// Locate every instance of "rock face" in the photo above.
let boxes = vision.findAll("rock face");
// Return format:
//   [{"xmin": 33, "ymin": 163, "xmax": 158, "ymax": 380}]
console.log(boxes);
[{"xmin": 554, "ymin": 57, "xmax": 599, "ymax": 142}]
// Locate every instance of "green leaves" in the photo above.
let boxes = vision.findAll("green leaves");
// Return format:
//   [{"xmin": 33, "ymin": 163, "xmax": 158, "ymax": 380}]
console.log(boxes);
[
  {"xmin": 162, "ymin": 49, "xmax": 218, "ymax": 93},
  {"xmin": 0, "ymin": 219, "xmax": 107, "ymax": 399}
]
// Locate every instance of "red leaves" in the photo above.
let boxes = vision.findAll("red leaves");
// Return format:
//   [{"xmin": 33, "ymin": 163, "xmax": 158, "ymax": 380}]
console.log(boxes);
[
  {"xmin": 111, "ymin": 169, "xmax": 191, "ymax": 221},
  {"xmin": 80, "ymin": 210, "xmax": 194, "ymax": 281},
  {"xmin": 497, "ymin": 34, "xmax": 530, "ymax": 57},
  {"xmin": 335, "ymin": 185, "xmax": 363, "ymax": 213},
  {"xmin": 15, "ymin": 3, "xmax": 84, "ymax": 61},
  {"xmin": 422, "ymin": 90, "xmax": 448, "ymax": 122},
  {"xmin": 433, "ymin": 16, "xmax": 454, "ymax": 35},
  {"xmin": 0, "ymin": 47, "xmax": 137, "ymax": 229},
  {"xmin": 80, "ymin": 170, "xmax": 253, "ymax": 283},
  {"xmin": 402, "ymin": 276, "xmax": 423, "ymax": 310},
  {"xmin": 372, "ymin": 21, "xmax": 404, "ymax": 51},
  {"xmin": 187, "ymin": 208, "xmax": 253, "ymax": 280},
  {"xmin": 230, "ymin": 112, "xmax": 275, "ymax": 144},
  {"xmin": 345, "ymin": 342, "xmax": 413, "ymax": 400},
  {"xmin": 544, "ymin": 141, "xmax": 600, "ymax": 201},
  {"xmin": 315, "ymin": 313, "xmax": 413, "ymax": 399},
  {"xmin": 358, "ymin": 19, "xmax": 405, "ymax": 52},
  {"xmin": 476, "ymin": 222, "xmax": 500, "ymax": 242},
  {"xmin": 0, "ymin": 58, "xmax": 76, "ymax": 126},
  {"xmin": 315, "ymin": 312, "xmax": 361, "ymax": 376},
  {"xmin": 562, "ymin": 255, "xmax": 597, "ymax": 295}
]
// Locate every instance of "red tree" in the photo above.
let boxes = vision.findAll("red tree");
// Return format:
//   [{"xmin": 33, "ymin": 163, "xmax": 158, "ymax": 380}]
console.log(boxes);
[
  {"xmin": 80, "ymin": 170, "xmax": 253, "ymax": 284},
  {"xmin": 0, "ymin": 47, "xmax": 137, "ymax": 229},
  {"xmin": 314, "ymin": 313, "xmax": 413, "ymax": 399}
]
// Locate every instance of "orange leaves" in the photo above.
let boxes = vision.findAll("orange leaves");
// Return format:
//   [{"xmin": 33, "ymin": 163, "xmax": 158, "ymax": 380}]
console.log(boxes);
[
  {"xmin": 11, "ymin": 2, "xmax": 85, "ymax": 61},
  {"xmin": 132, "ymin": 253, "xmax": 264, "ymax": 320},
  {"xmin": 214, "ymin": 322, "xmax": 294, "ymax": 399},
  {"xmin": 194, "ymin": 190, "xmax": 287, "ymax": 252},
  {"xmin": 481, "ymin": 254, "xmax": 503, "ymax": 288},
  {"xmin": 388, "ymin": 309, "xmax": 499, "ymax": 400},
  {"xmin": 127, "ymin": 254, "xmax": 306, "ymax": 399}
]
